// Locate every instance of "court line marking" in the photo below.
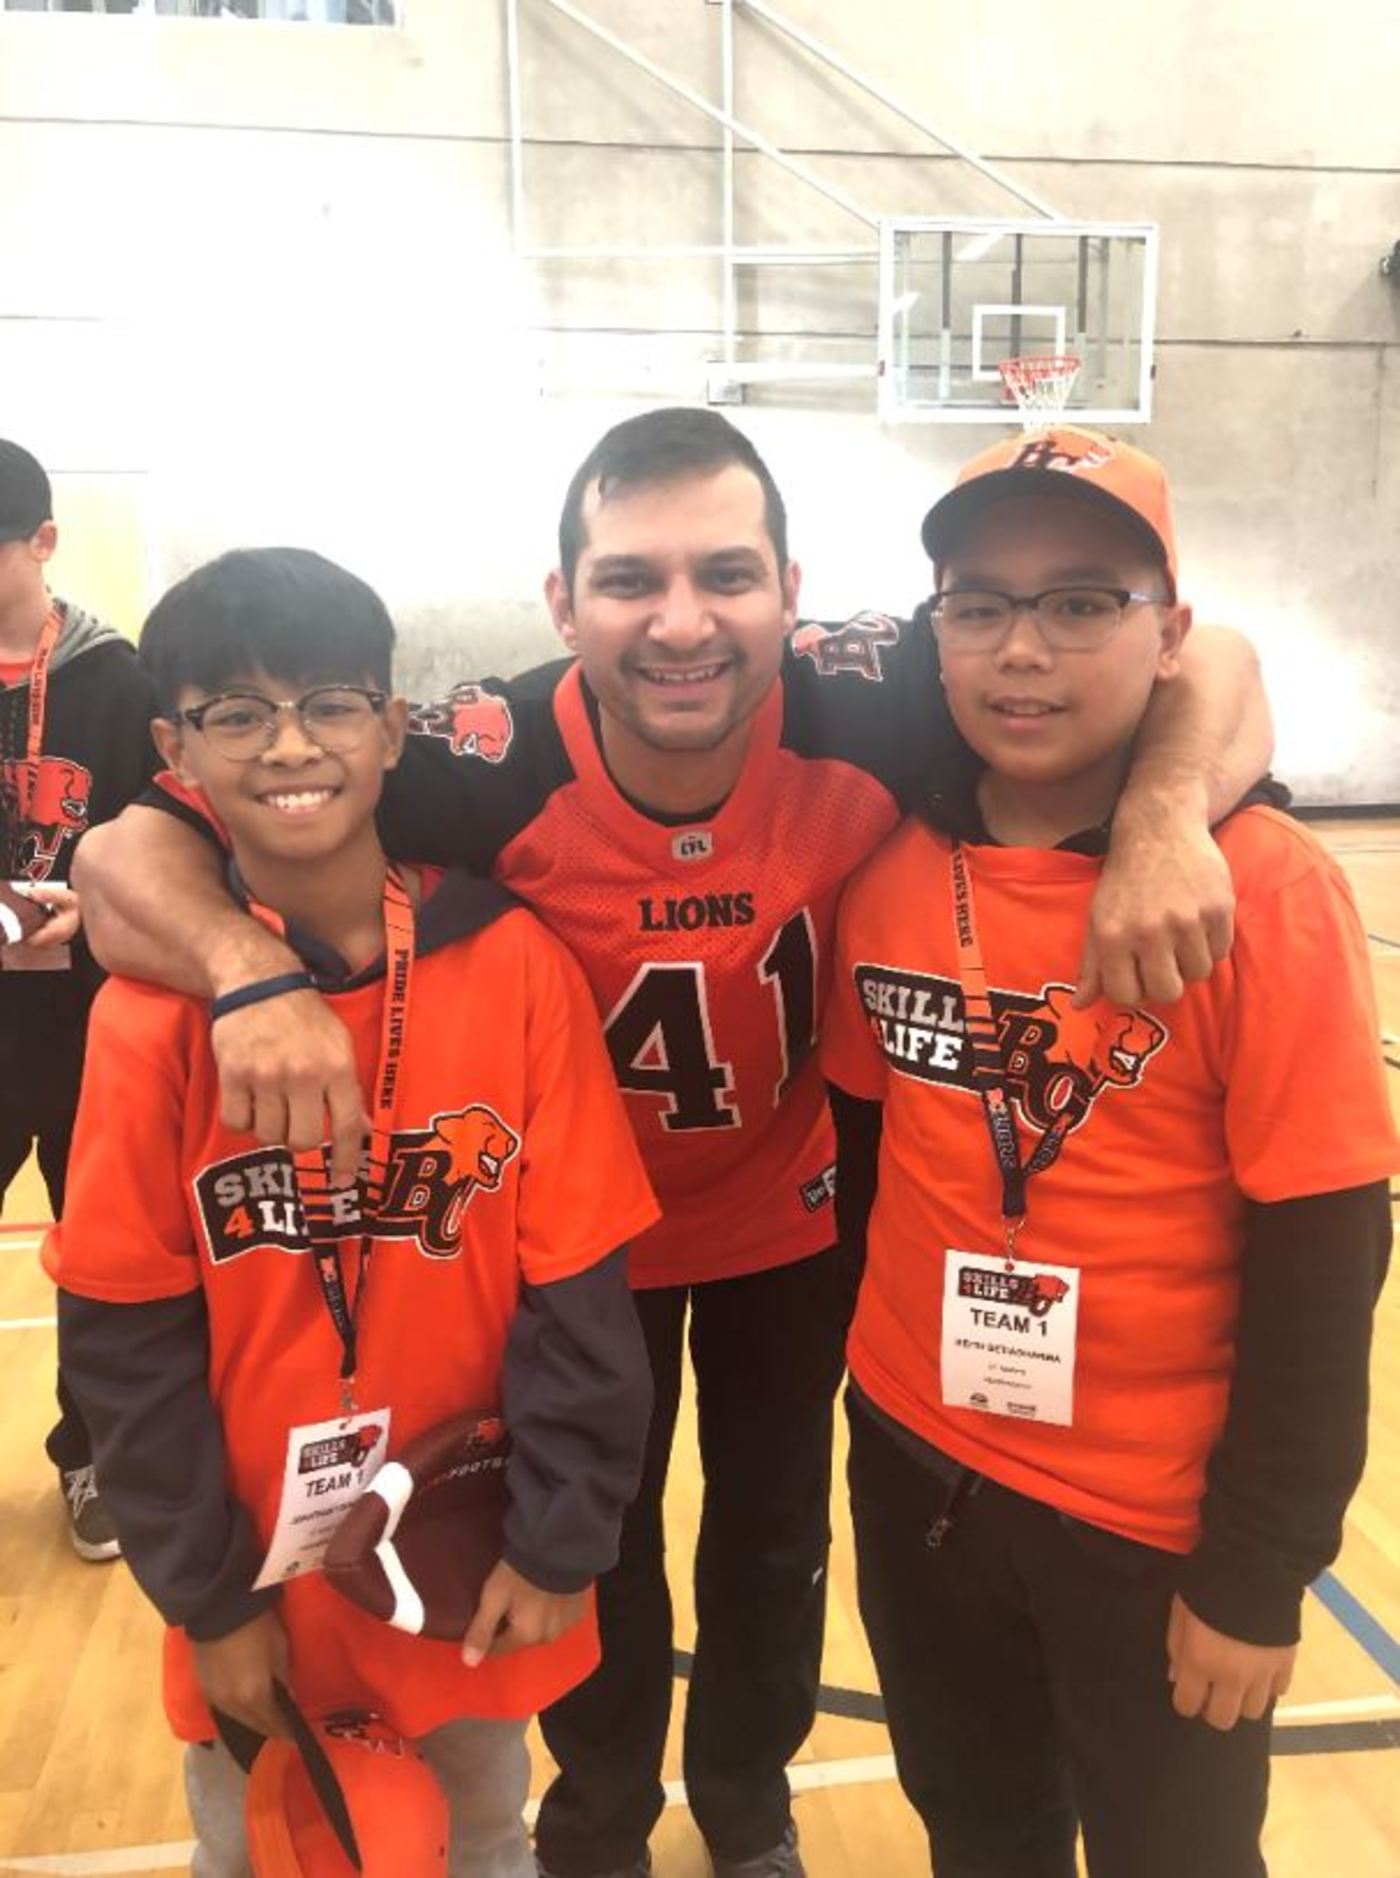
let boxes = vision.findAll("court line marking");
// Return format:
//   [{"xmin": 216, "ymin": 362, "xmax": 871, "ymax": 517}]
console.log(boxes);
[
  {"xmin": 4, "ymin": 1718, "xmax": 1399, "ymax": 1875},
  {"xmin": 1313, "ymin": 1570, "xmax": 1400, "ymax": 1686},
  {"xmin": 0, "ymin": 1235, "xmax": 45, "ymax": 1253},
  {"xmin": 0, "ymin": 1316, "xmax": 55, "ymax": 1333},
  {"xmin": 1, "ymin": 1855, "xmax": 194, "ymax": 1876},
  {"xmin": 1274, "ymin": 1692, "xmax": 1400, "ymax": 1722}
]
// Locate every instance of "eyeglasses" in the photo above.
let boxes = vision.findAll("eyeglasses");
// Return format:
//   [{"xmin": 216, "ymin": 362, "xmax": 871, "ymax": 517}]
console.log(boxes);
[
  {"xmin": 177, "ymin": 686, "xmax": 388, "ymax": 762},
  {"xmin": 929, "ymin": 587, "xmax": 1169, "ymax": 652}
]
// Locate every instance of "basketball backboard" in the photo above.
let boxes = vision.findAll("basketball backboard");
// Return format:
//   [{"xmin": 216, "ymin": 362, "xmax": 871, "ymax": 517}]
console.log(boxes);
[{"xmin": 877, "ymin": 218, "xmax": 1158, "ymax": 425}]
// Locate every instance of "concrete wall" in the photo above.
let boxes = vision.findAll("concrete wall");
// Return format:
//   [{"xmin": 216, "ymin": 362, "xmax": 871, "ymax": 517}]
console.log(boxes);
[{"xmin": 1, "ymin": 0, "xmax": 1395, "ymax": 800}]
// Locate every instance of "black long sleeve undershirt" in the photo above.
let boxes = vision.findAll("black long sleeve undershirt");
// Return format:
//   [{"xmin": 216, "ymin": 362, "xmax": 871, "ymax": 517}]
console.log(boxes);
[
  {"xmin": 827, "ymin": 1081, "xmax": 1390, "ymax": 1647},
  {"xmin": 830, "ymin": 1083, "xmax": 882, "ymax": 1335},
  {"xmin": 57, "ymin": 1288, "xmax": 276, "ymax": 1642},
  {"xmin": 500, "ymin": 1245, "xmax": 654, "ymax": 1594},
  {"xmin": 1177, "ymin": 1182, "xmax": 1391, "ymax": 1644},
  {"xmin": 59, "ymin": 1243, "xmax": 650, "ymax": 1637}
]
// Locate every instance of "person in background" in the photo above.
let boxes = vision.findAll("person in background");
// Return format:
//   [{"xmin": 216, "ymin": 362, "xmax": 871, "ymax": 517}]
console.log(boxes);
[{"xmin": 0, "ymin": 437, "xmax": 158, "ymax": 1559}]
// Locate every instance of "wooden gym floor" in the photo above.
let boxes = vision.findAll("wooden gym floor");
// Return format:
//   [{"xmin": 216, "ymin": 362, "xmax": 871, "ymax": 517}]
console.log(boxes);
[{"xmin": 0, "ymin": 819, "xmax": 1396, "ymax": 1877}]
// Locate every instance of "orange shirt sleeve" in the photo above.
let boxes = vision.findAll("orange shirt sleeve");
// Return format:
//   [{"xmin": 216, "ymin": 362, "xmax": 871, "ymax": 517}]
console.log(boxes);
[
  {"xmin": 516, "ymin": 922, "xmax": 660, "ymax": 1285},
  {"xmin": 819, "ymin": 870, "xmax": 892, "ymax": 1102},
  {"xmin": 1222, "ymin": 816, "xmax": 1399, "ymax": 1204},
  {"xmin": 42, "ymin": 981, "xmax": 202, "ymax": 1303}
]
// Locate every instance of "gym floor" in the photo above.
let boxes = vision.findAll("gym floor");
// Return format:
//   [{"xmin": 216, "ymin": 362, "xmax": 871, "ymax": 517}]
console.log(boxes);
[{"xmin": 0, "ymin": 819, "xmax": 1396, "ymax": 1877}]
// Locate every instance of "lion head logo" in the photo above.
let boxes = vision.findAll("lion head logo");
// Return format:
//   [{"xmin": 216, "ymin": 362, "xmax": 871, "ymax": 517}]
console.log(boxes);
[
  {"xmin": 2, "ymin": 755, "xmax": 94, "ymax": 880},
  {"xmin": 1000, "ymin": 984, "xmax": 1168, "ymax": 1137},
  {"xmin": 791, "ymin": 612, "xmax": 900, "ymax": 682},
  {"xmin": 408, "ymin": 683, "xmax": 514, "ymax": 763},
  {"xmin": 1034, "ymin": 986, "xmax": 1167, "ymax": 1089},
  {"xmin": 431, "ymin": 1105, "xmax": 521, "ymax": 1194},
  {"xmin": 349, "ymin": 1424, "xmax": 385, "ymax": 1467}
]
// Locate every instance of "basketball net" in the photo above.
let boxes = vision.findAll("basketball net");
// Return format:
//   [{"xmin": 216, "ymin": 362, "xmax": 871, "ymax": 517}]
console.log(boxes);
[{"xmin": 997, "ymin": 354, "xmax": 1081, "ymax": 433}]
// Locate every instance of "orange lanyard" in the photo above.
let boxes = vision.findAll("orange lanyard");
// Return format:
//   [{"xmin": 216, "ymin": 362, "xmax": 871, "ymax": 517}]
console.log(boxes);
[
  {"xmin": 11, "ymin": 604, "xmax": 63, "ymax": 825},
  {"xmin": 950, "ymin": 841, "xmax": 1075, "ymax": 1265},
  {"xmin": 290, "ymin": 868, "xmax": 416, "ymax": 1412}
]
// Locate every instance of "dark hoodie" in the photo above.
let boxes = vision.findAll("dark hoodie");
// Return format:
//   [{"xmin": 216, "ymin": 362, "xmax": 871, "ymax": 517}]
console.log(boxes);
[{"xmin": 0, "ymin": 599, "xmax": 159, "ymax": 1109}]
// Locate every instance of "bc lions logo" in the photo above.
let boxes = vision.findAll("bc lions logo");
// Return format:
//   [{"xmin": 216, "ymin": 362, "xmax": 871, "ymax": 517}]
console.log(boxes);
[
  {"xmin": 409, "ymin": 684, "xmax": 514, "ymax": 763},
  {"xmin": 196, "ymin": 1103, "xmax": 523, "ymax": 1266},
  {"xmin": 957, "ymin": 1265, "xmax": 1071, "ymax": 1317},
  {"xmin": 0, "ymin": 755, "xmax": 94, "ymax": 880},
  {"xmin": 349, "ymin": 1423, "xmax": 384, "ymax": 1467},
  {"xmin": 1000, "ymin": 985, "xmax": 1166, "ymax": 1136},
  {"xmin": 792, "ymin": 612, "xmax": 900, "ymax": 683},
  {"xmin": 1012, "ymin": 433, "xmax": 1115, "ymax": 477},
  {"xmin": 431, "ymin": 1105, "xmax": 520, "ymax": 1195},
  {"xmin": 856, "ymin": 964, "xmax": 1168, "ymax": 1146}
]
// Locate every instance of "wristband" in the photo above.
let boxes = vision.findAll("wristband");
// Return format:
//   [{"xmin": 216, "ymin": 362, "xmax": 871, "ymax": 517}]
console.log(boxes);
[{"xmin": 210, "ymin": 971, "xmax": 316, "ymax": 1024}]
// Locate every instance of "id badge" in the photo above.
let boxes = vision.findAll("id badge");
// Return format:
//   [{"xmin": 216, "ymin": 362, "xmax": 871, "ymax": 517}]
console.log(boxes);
[
  {"xmin": 254, "ymin": 1408, "xmax": 391, "ymax": 1589},
  {"xmin": 941, "ymin": 1251, "xmax": 1079, "ymax": 1427}
]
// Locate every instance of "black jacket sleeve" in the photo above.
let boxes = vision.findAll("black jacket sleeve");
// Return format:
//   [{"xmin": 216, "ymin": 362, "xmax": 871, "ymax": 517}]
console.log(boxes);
[
  {"xmin": 499, "ymin": 1245, "xmax": 653, "ymax": 1593},
  {"xmin": 58, "ymin": 1289, "xmax": 277, "ymax": 1641},
  {"xmin": 1177, "ymin": 1181, "xmax": 1391, "ymax": 1646},
  {"xmin": 829, "ymin": 1082, "xmax": 884, "ymax": 1333}
]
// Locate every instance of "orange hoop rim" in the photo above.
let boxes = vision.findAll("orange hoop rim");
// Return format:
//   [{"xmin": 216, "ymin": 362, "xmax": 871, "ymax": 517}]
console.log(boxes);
[{"xmin": 997, "ymin": 353, "xmax": 1082, "ymax": 391}]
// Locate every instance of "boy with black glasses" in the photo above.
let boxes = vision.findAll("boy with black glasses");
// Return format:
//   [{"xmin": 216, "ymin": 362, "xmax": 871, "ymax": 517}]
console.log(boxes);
[
  {"xmin": 44, "ymin": 547, "xmax": 656, "ymax": 1877},
  {"xmin": 823, "ymin": 429, "xmax": 1396, "ymax": 1878}
]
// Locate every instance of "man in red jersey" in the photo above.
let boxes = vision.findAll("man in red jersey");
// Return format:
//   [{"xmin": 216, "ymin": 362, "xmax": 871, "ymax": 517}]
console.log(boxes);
[{"xmin": 75, "ymin": 409, "xmax": 1272, "ymax": 1878}]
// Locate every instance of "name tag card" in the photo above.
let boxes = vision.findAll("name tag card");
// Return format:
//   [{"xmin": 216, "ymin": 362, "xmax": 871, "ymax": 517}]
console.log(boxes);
[
  {"xmin": 254, "ymin": 1409, "xmax": 392, "ymax": 1589},
  {"xmin": 941, "ymin": 1251, "xmax": 1079, "ymax": 1427}
]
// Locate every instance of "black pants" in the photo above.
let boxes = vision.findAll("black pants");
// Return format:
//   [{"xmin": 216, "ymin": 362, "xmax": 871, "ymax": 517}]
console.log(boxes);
[
  {"xmin": 0, "ymin": 1096, "xmax": 90, "ymax": 1473},
  {"xmin": 536, "ymin": 1248, "xmax": 845, "ymax": 1875},
  {"xmin": 847, "ymin": 1397, "xmax": 1271, "ymax": 1878}
]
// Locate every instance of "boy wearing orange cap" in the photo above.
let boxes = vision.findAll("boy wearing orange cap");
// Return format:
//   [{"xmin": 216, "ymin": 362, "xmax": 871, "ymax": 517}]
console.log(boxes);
[{"xmin": 821, "ymin": 429, "xmax": 1397, "ymax": 1877}]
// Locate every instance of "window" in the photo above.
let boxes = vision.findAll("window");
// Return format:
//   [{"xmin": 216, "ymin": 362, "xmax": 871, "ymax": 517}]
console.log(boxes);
[{"xmin": 3, "ymin": 1, "xmax": 397, "ymax": 21}]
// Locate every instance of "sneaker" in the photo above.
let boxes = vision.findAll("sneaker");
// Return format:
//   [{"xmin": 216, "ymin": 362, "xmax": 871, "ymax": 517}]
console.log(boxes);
[
  {"xmin": 60, "ymin": 1465, "xmax": 122, "ymax": 1562},
  {"xmin": 712, "ymin": 1824, "xmax": 806, "ymax": 1878},
  {"xmin": 535, "ymin": 1856, "xmax": 651, "ymax": 1878}
]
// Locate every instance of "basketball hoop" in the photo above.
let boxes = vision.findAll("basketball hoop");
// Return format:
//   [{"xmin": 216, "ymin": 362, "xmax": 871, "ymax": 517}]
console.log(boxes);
[{"xmin": 997, "ymin": 354, "xmax": 1081, "ymax": 431}]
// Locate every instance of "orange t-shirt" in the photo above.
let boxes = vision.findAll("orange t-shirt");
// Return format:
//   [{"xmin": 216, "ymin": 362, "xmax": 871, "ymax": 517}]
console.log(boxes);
[
  {"xmin": 45, "ymin": 903, "xmax": 659, "ymax": 1741},
  {"xmin": 821, "ymin": 807, "xmax": 1398, "ymax": 1553}
]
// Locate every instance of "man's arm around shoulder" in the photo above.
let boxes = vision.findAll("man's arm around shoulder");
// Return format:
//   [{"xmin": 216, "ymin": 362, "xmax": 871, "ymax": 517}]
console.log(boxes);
[
  {"xmin": 1085, "ymin": 625, "xmax": 1273, "ymax": 1007},
  {"xmin": 74, "ymin": 808, "xmax": 367, "ymax": 1183}
]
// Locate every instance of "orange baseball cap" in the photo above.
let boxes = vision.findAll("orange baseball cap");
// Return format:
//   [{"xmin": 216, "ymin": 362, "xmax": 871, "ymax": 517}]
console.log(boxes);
[
  {"xmin": 243, "ymin": 1708, "xmax": 449, "ymax": 1877},
  {"xmin": 920, "ymin": 427, "xmax": 1178, "ymax": 599}
]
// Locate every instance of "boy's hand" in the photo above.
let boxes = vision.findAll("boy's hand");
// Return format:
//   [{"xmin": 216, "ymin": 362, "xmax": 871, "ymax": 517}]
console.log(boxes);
[
  {"xmin": 1166, "ymin": 1594, "xmax": 1296, "ymax": 1731},
  {"xmin": 16, "ymin": 883, "xmax": 81, "ymax": 948},
  {"xmin": 192, "ymin": 1610, "xmax": 293, "ymax": 1740},
  {"xmin": 460, "ymin": 1560, "xmax": 590, "ymax": 1667},
  {"xmin": 211, "ymin": 990, "xmax": 368, "ymax": 1188},
  {"xmin": 1078, "ymin": 799, "xmax": 1234, "ymax": 1007}
]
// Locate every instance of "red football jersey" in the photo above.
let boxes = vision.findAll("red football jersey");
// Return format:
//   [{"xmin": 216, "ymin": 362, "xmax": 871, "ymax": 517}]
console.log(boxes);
[
  {"xmin": 385, "ymin": 621, "xmax": 954, "ymax": 1286},
  {"xmin": 151, "ymin": 616, "xmax": 960, "ymax": 1287}
]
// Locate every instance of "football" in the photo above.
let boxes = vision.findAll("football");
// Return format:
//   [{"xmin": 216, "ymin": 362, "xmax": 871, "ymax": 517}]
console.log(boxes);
[
  {"xmin": 0, "ymin": 881, "xmax": 47, "ymax": 948},
  {"xmin": 323, "ymin": 1412, "xmax": 509, "ymax": 1641}
]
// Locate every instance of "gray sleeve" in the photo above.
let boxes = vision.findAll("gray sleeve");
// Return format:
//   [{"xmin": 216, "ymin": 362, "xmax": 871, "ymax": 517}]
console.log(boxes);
[
  {"xmin": 58, "ymin": 1289, "xmax": 278, "ymax": 1641},
  {"xmin": 499, "ymin": 1246, "xmax": 653, "ymax": 1593}
]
